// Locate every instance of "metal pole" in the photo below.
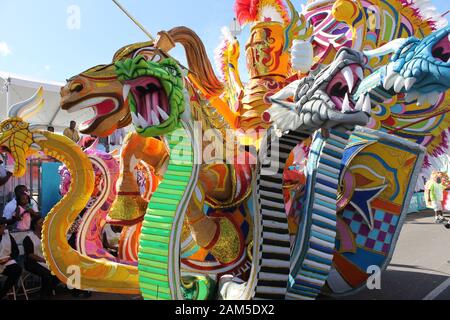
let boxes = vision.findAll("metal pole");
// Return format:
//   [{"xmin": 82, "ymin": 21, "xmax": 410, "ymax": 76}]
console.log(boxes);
[
  {"xmin": 112, "ymin": 0, "xmax": 155, "ymax": 42},
  {"xmin": 110, "ymin": 0, "xmax": 192, "ymax": 73},
  {"xmin": 5, "ymin": 77, "xmax": 10, "ymax": 111}
]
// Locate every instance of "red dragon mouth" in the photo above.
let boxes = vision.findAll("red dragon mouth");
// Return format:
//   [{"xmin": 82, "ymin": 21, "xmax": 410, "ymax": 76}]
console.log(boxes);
[
  {"xmin": 66, "ymin": 97, "xmax": 119, "ymax": 132},
  {"xmin": 432, "ymin": 34, "xmax": 450, "ymax": 63},
  {"xmin": 326, "ymin": 63, "xmax": 364, "ymax": 112},
  {"xmin": 125, "ymin": 77, "xmax": 170, "ymax": 129}
]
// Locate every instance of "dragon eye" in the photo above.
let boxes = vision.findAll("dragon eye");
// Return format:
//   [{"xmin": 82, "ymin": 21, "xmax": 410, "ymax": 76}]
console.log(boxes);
[
  {"xmin": 166, "ymin": 66, "xmax": 179, "ymax": 77},
  {"xmin": 2, "ymin": 123, "xmax": 12, "ymax": 131},
  {"xmin": 151, "ymin": 54, "xmax": 162, "ymax": 63}
]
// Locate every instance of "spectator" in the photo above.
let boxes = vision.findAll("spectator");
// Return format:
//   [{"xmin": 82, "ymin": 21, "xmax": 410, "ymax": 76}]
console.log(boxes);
[
  {"xmin": 23, "ymin": 217, "xmax": 58, "ymax": 299},
  {"xmin": 0, "ymin": 158, "xmax": 12, "ymax": 187},
  {"xmin": 63, "ymin": 121, "xmax": 80, "ymax": 143},
  {"xmin": 14, "ymin": 193, "xmax": 40, "ymax": 232},
  {"xmin": 102, "ymin": 224, "xmax": 122, "ymax": 257},
  {"xmin": 427, "ymin": 173, "xmax": 445, "ymax": 223},
  {"xmin": 47, "ymin": 126, "xmax": 55, "ymax": 133},
  {"xmin": 0, "ymin": 217, "xmax": 22, "ymax": 300},
  {"xmin": 3, "ymin": 185, "xmax": 39, "ymax": 228}
]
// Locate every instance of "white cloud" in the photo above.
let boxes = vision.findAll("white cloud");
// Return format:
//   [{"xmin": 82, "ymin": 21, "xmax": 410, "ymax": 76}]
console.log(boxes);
[{"xmin": 0, "ymin": 41, "xmax": 12, "ymax": 57}]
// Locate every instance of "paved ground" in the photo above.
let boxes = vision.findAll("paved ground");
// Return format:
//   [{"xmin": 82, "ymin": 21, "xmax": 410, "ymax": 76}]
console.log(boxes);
[
  {"xmin": 331, "ymin": 210, "xmax": 450, "ymax": 300},
  {"xmin": 13, "ymin": 210, "xmax": 450, "ymax": 300}
]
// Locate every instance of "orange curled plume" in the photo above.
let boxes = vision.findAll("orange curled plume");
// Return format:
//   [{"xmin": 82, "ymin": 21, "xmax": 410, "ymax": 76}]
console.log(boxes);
[{"xmin": 234, "ymin": 0, "xmax": 290, "ymax": 25}]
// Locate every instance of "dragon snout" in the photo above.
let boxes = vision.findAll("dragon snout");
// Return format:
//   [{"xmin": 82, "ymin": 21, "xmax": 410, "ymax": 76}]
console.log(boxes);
[
  {"xmin": 60, "ymin": 77, "xmax": 87, "ymax": 106},
  {"xmin": 336, "ymin": 47, "xmax": 365, "ymax": 65}
]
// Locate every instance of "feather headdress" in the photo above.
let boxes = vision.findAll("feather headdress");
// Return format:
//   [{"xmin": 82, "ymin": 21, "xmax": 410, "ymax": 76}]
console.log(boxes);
[
  {"xmin": 234, "ymin": 0, "xmax": 290, "ymax": 25},
  {"xmin": 401, "ymin": 0, "xmax": 449, "ymax": 30}
]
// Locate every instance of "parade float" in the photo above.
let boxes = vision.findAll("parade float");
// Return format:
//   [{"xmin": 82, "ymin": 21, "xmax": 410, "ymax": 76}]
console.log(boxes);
[{"xmin": 1, "ymin": 0, "xmax": 449, "ymax": 300}]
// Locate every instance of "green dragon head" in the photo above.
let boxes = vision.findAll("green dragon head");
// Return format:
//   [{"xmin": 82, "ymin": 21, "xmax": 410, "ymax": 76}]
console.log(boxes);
[{"xmin": 115, "ymin": 55, "xmax": 185, "ymax": 137}]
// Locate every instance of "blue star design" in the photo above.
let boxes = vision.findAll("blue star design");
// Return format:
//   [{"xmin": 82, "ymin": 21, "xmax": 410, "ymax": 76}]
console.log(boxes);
[{"xmin": 350, "ymin": 185, "xmax": 387, "ymax": 230}]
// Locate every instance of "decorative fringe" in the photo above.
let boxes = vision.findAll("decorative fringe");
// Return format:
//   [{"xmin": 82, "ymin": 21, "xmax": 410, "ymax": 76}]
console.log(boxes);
[
  {"xmin": 415, "ymin": 129, "xmax": 450, "ymax": 190},
  {"xmin": 214, "ymin": 27, "xmax": 234, "ymax": 82},
  {"xmin": 423, "ymin": 155, "xmax": 431, "ymax": 168},
  {"xmin": 430, "ymin": 129, "xmax": 450, "ymax": 158},
  {"xmin": 400, "ymin": 0, "xmax": 449, "ymax": 30}
]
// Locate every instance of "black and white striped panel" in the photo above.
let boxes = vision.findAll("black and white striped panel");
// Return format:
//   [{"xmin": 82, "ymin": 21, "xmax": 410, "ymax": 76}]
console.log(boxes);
[
  {"xmin": 254, "ymin": 128, "xmax": 312, "ymax": 300},
  {"xmin": 287, "ymin": 127, "xmax": 352, "ymax": 300}
]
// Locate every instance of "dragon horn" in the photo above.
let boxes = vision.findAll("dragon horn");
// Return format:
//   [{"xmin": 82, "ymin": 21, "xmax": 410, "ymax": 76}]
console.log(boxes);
[
  {"xmin": 19, "ymin": 97, "xmax": 45, "ymax": 121},
  {"xmin": 8, "ymin": 86, "xmax": 44, "ymax": 119},
  {"xmin": 283, "ymin": 0, "xmax": 313, "ymax": 51},
  {"xmin": 364, "ymin": 38, "xmax": 409, "ymax": 58}
]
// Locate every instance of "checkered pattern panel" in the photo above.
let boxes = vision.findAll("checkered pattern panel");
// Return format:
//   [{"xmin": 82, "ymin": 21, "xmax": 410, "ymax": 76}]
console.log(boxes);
[{"xmin": 342, "ymin": 209, "xmax": 399, "ymax": 254}]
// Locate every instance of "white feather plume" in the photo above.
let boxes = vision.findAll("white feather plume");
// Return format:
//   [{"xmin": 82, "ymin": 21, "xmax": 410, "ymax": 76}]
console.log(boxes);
[
  {"xmin": 214, "ymin": 26, "xmax": 234, "ymax": 83},
  {"xmin": 411, "ymin": 0, "xmax": 448, "ymax": 29},
  {"xmin": 260, "ymin": 5, "xmax": 285, "ymax": 23}
]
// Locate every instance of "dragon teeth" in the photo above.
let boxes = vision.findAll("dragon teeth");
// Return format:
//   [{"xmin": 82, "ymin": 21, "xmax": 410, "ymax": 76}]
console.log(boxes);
[
  {"xmin": 132, "ymin": 112, "xmax": 150, "ymax": 129},
  {"xmin": 138, "ymin": 113, "xmax": 150, "ymax": 128},
  {"xmin": 355, "ymin": 95, "xmax": 365, "ymax": 111},
  {"xmin": 394, "ymin": 76, "xmax": 405, "ymax": 93},
  {"xmin": 151, "ymin": 111, "xmax": 160, "ymax": 126},
  {"xmin": 342, "ymin": 93, "xmax": 351, "ymax": 113},
  {"xmin": 404, "ymin": 77, "xmax": 416, "ymax": 91},
  {"xmin": 123, "ymin": 85, "xmax": 131, "ymax": 100},
  {"xmin": 131, "ymin": 112, "xmax": 139, "ymax": 126},
  {"xmin": 362, "ymin": 94, "xmax": 372, "ymax": 114},
  {"xmin": 342, "ymin": 66, "xmax": 355, "ymax": 92},
  {"xmin": 156, "ymin": 106, "xmax": 169, "ymax": 121},
  {"xmin": 355, "ymin": 66, "xmax": 364, "ymax": 80},
  {"xmin": 383, "ymin": 64, "xmax": 398, "ymax": 90}
]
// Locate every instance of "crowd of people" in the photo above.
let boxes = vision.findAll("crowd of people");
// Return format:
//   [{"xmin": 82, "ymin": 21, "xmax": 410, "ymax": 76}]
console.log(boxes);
[
  {"xmin": 0, "ymin": 185, "xmax": 57, "ymax": 300},
  {"xmin": 0, "ymin": 120, "xmax": 125, "ymax": 300}
]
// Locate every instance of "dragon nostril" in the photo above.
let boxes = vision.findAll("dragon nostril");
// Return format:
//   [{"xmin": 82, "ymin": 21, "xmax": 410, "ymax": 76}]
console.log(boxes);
[{"xmin": 432, "ymin": 47, "xmax": 450, "ymax": 63}]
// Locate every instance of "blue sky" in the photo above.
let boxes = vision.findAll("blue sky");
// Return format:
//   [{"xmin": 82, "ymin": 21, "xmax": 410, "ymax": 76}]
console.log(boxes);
[{"xmin": 0, "ymin": 0, "xmax": 448, "ymax": 82}]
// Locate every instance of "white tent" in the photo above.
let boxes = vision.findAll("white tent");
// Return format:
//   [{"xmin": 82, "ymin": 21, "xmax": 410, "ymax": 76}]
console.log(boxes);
[{"xmin": 0, "ymin": 71, "xmax": 94, "ymax": 131}]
